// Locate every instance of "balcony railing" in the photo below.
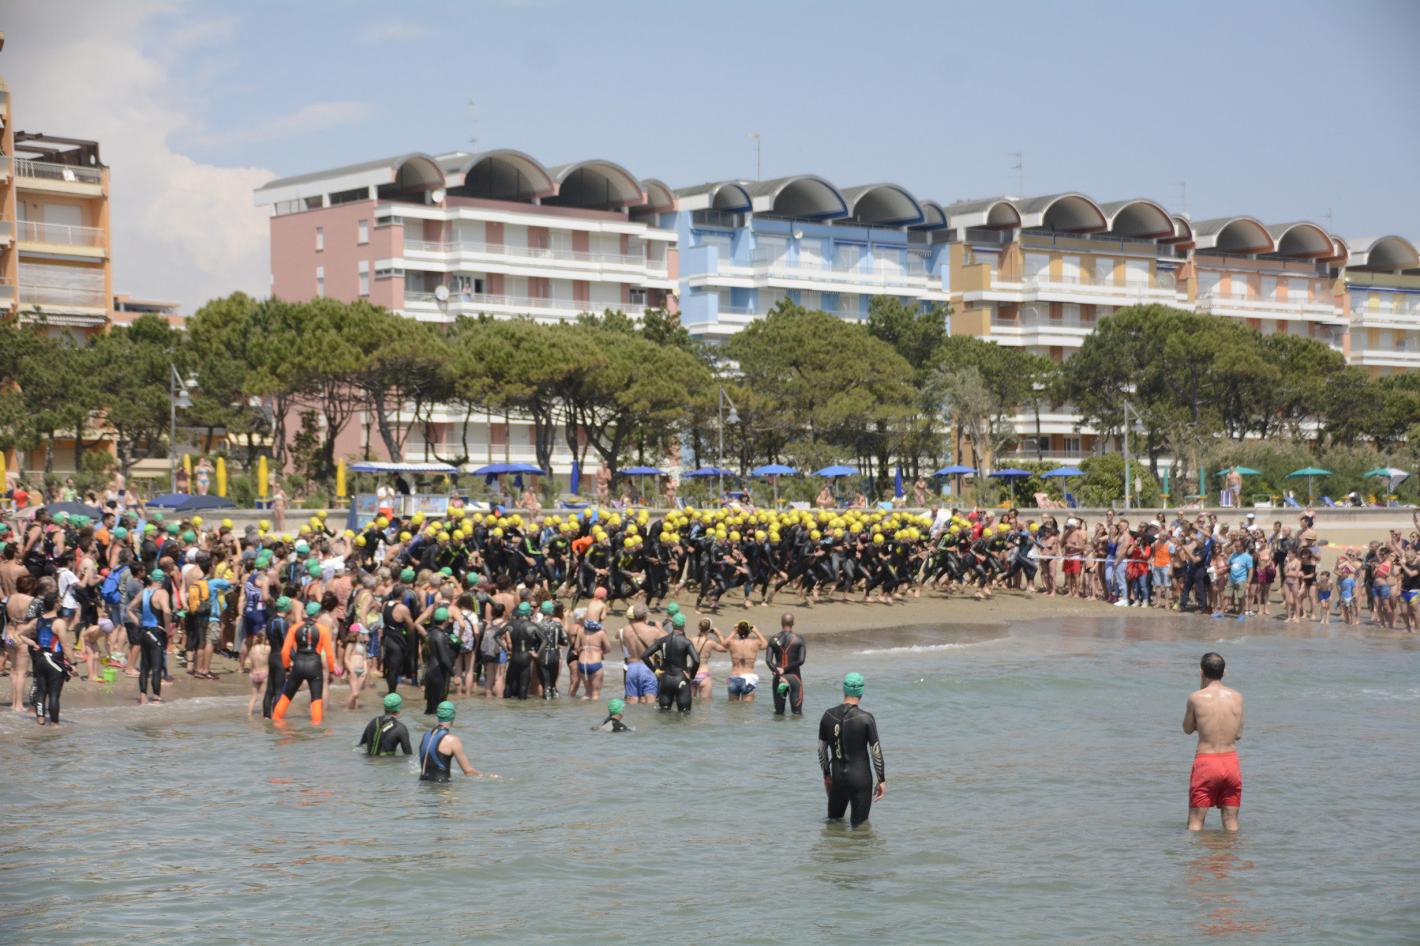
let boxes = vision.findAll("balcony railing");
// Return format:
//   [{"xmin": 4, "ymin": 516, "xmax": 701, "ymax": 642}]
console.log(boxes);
[
  {"xmin": 1196, "ymin": 291, "xmax": 1341, "ymax": 319},
  {"xmin": 1025, "ymin": 272, "xmax": 1176, "ymax": 293},
  {"xmin": 403, "ymin": 239, "xmax": 665, "ymax": 272},
  {"xmin": 14, "ymin": 159, "xmax": 103, "ymax": 184},
  {"xmin": 404, "ymin": 290, "xmax": 646, "ymax": 318},
  {"xmin": 18, "ymin": 283, "xmax": 107, "ymax": 308},
  {"xmin": 746, "ymin": 250, "xmax": 929, "ymax": 285},
  {"xmin": 17, "ymin": 220, "xmax": 105, "ymax": 248}
]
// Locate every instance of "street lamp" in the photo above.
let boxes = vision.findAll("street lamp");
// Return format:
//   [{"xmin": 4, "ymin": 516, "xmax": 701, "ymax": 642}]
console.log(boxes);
[
  {"xmin": 718, "ymin": 386, "xmax": 738, "ymax": 502},
  {"xmin": 169, "ymin": 364, "xmax": 194, "ymax": 492}
]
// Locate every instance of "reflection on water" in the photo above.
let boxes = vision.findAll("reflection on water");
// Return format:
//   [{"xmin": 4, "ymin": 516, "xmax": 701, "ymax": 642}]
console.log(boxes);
[{"xmin": 1, "ymin": 618, "xmax": 1416, "ymax": 946}]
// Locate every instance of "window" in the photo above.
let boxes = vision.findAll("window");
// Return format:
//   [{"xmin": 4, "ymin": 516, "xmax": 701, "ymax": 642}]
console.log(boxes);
[
  {"xmin": 358, "ymin": 220, "xmax": 369, "ymax": 244},
  {"xmin": 315, "ymin": 265, "xmax": 324, "ymax": 298},
  {"xmin": 1063, "ymin": 436, "xmax": 1082, "ymax": 455},
  {"xmin": 628, "ymin": 288, "xmax": 647, "ymax": 306},
  {"xmin": 358, "ymin": 260, "xmax": 370, "ymax": 297},
  {"xmin": 315, "ymin": 226, "xmax": 324, "ymax": 252},
  {"xmin": 328, "ymin": 187, "xmax": 367, "ymax": 206}
]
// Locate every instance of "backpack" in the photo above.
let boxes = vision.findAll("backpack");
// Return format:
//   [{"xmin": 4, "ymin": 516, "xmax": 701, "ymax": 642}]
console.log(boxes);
[
  {"xmin": 100, "ymin": 564, "xmax": 128, "ymax": 606},
  {"xmin": 479, "ymin": 619, "xmax": 503, "ymax": 660},
  {"xmin": 187, "ymin": 578, "xmax": 210, "ymax": 615}
]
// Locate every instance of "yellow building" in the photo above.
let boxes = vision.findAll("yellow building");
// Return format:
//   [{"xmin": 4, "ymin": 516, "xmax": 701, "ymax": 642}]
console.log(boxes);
[{"xmin": 1342, "ymin": 236, "xmax": 1420, "ymax": 377}]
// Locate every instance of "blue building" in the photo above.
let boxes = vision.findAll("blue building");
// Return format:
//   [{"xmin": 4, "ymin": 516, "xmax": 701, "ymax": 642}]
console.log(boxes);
[{"xmin": 668, "ymin": 175, "xmax": 952, "ymax": 341}]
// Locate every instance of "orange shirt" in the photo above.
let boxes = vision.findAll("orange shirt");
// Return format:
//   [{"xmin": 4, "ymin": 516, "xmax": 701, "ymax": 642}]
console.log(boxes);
[{"xmin": 1152, "ymin": 541, "xmax": 1171, "ymax": 568}]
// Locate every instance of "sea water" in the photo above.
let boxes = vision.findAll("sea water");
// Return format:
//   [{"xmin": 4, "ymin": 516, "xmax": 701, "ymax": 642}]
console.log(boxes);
[{"xmin": 1, "ymin": 616, "xmax": 1416, "ymax": 945}]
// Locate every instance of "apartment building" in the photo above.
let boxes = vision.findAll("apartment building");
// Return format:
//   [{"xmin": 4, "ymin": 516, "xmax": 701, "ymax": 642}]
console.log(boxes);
[
  {"xmin": 671, "ymin": 175, "xmax": 951, "ymax": 341},
  {"xmin": 1340, "ymin": 235, "xmax": 1420, "ymax": 377},
  {"xmin": 254, "ymin": 149, "xmax": 678, "ymax": 470}
]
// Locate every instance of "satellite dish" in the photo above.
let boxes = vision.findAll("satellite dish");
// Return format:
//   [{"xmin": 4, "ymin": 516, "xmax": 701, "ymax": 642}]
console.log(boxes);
[
  {"xmin": 793, "ymin": 230, "xmax": 804, "ymax": 240},
  {"xmin": 434, "ymin": 285, "xmax": 450, "ymax": 302},
  {"xmin": 431, "ymin": 188, "xmax": 446, "ymax": 204}
]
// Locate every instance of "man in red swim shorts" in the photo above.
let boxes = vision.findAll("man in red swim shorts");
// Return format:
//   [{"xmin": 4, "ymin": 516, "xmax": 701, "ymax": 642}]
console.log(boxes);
[{"xmin": 1182, "ymin": 651, "xmax": 1244, "ymax": 831}]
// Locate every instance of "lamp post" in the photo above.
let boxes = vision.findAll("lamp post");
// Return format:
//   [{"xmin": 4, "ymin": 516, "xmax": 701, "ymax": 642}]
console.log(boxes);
[
  {"xmin": 169, "ymin": 364, "xmax": 193, "ymax": 492},
  {"xmin": 718, "ymin": 386, "xmax": 738, "ymax": 502}
]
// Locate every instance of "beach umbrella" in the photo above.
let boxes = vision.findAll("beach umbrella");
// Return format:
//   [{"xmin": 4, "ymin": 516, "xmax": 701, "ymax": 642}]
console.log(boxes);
[
  {"xmin": 619, "ymin": 466, "xmax": 667, "ymax": 476},
  {"xmin": 1217, "ymin": 466, "xmax": 1261, "ymax": 476},
  {"xmin": 182, "ymin": 453, "xmax": 192, "ymax": 486},
  {"xmin": 931, "ymin": 464, "xmax": 976, "ymax": 476},
  {"xmin": 1041, "ymin": 466, "xmax": 1084, "ymax": 478},
  {"xmin": 682, "ymin": 467, "xmax": 736, "ymax": 478},
  {"xmin": 750, "ymin": 463, "xmax": 796, "ymax": 508},
  {"xmin": 1364, "ymin": 466, "xmax": 1411, "ymax": 496},
  {"xmin": 215, "ymin": 457, "xmax": 228, "ymax": 497},
  {"xmin": 150, "ymin": 494, "xmax": 236, "ymax": 513},
  {"xmin": 0, "ymin": 450, "xmax": 6, "ymax": 497},
  {"xmin": 1286, "ymin": 466, "xmax": 1332, "ymax": 504},
  {"xmin": 989, "ymin": 467, "xmax": 1032, "ymax": 503},
  {"xmin": 335, "ymin": 458, "xmax": 346, "ymax": 500},
  {"xmin": 894, "ymin": 465, "xmax": 905, "ymax": 499},
  {"xmin": 470, "ymin": 463, "xmax": 543, "ymax": 476},
  {"xmin": 40, "ymin": 501, "xmax": 103, "ymax": 520},
  {"xmin": 570, "ymin": 459, "xmax": 582, "ymax": 497},
  {"xmin": 813, "ymin": 465, "xmax": 858, "ymax": 478},
  {"xmin": 257, "ymin": 455, "xmax": 269, "ymax": 499}
]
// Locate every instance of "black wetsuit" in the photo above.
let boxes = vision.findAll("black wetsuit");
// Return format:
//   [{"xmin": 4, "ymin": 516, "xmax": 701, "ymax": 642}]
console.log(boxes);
[
  {"xmin": 535, "ymin": 618, "xmax": 568, "ymax": 699},
  {"xmin": 419, "ymin": 725, "xmax": 454, "ymax": 782},
  {"xmin": 381, "ymin": 599, "xmax": 410, "ymax": 695},
  {"xmin": 595, "ymin": 717, "xmax": 634, "ymax": 732},
  {"xmin": 767, "ymin": 630, "xmax": 806, "ymax": 716},
  {"xmin": 818, "ymin": 702, "xmax": 886, "ymax": 826},
  {"xmin": 641, "ymin": 630, "xmax": 700, "ymax": 713},
  {"xmin": 262, "ymin": 616, "xmax": 287, "ymax": 717},
  {"xmin": 422, "ymin": 624, "xmax": 456, "ymax": 715},
  {"xmin": 31, "ymin": 617, "xmax": 69, "ymax": 724},
  {"xmin": 504, "ymin": 617, "xmax": 540, "ymax": 700},
  {"xmin": 359, "ymin": 713, "xmax": 413, "ymax": 755}
]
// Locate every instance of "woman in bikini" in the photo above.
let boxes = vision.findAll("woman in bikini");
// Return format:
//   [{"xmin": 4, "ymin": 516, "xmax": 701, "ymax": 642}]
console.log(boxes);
[{"xmin": 691, "ymin": 619, "xmax": 728, "ymax": 702}]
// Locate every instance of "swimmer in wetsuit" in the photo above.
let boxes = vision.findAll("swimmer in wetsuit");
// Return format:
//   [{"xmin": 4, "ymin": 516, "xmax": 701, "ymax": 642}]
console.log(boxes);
[
  {"xmin": 418, "ymin": 701, "xmax": 495, "ymax": 782},
  {"xmin": 593, "ymin": 697, "xmax": 634, "ymax": 732},
  {"xmin": 818, "ymin": 672, "xmax": 887, "ymax": 827},
  {"xmin": 262, "ymin": 596, "xmax": 291, "ymax": 718},
  {"xmin": 640, "ymin": 612, "xmax": 700, "ymax": 713},
  {"xmin": 359, "ymin": 692, "xmax": 413, "ymax": 756},
  {"xmin": 272, "ymin": 601, "xmax": 337, "ymax": 725},
  {"xmin": 767, "ymin": 612, "xmax": 806, "ymax": 716}
]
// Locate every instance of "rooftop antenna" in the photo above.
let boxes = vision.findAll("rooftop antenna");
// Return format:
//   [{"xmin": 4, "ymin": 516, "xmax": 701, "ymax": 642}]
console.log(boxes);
[
  {"xmin": 1173, "ymin": 181, "xmax": 1187, "ymax": 214},
  {"xmin": 751, "ymin": 132, "xmax": 761, "ymax": 181},
  {"xmin": 466, "ymin": 98, "xmax": 479, "ymax": 148},
  {"xmin": 1324, "ymin": 207, "xmax": 1334, "ymax": 230},
  {"xmin": 1009, "ymin": 152, "xmax": 1023, "ymax": 196}
]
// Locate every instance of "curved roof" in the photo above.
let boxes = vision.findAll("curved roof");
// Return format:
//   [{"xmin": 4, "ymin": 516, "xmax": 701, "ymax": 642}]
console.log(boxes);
[
  {"xmin": 746, "ymin": 174, "xmax": 847, "ymax": 219},
  {"xmin": 1266, "ymin": 221, "xmax": 1334, "ymax": 259},
  {"xmin": 1191, "ymin": 215, "xmax": 1274, "ymax": 254},
  {"xmin": 388, "ymin": 154, "xmax": 444, "ymax": 192},
  {"xmin": 545, "ymin": 159, "xmax": 645, "ymax": 209},
  {"xmin": 1098, "ymin": 198, "xmax": 1174, "ymax": 239},
  {"xmin": 674, "ymin": 180, "xmax": 753, "ymax": 212},
  {"xmin": 943, "ymin": 197, "xmax": 1021, "ymax": 230},
  {"xmin": 1168, "ymin": 214, "xmax": 1194, "ymax": 243},
  {"xmin": 913, "ymin": 199, "xmax": 948, "ymax": 231},
  {"xmin": 1347, "ymin": 234, "xmax": 1420, "ymax": 272},
  {"xmin": 640, "ymin": 178, "xmax": 677, "ymax": 212},
  {"xmin": 1016, "ymin": 193, "xmax": 1107, "ymax": 232},
  {"xmin": 448, "ymin": 149, "xmax": 555, "ymax": 200},
  {"xmin": 255, "ymin": 151, "xmax": 447, "ymax": 203},
  {"xmin": 839, "ymin": 183, "xmax": 924, "ymax": 226}
]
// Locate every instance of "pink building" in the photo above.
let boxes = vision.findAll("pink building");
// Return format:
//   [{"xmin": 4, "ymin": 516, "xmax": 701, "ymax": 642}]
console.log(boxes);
[{"xmin": 253, "ymin": 149, "xmax": 679, "ymax": 471}]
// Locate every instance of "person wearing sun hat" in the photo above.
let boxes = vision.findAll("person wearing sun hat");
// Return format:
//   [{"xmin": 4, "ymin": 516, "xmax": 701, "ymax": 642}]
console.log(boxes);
[
  {"xmin": 358, "ymin": 691, "xmax": 413, "ymax": 756},
  {"xmin": 817, "ymin": 671, "xmax": 886, "ymax": 827}
]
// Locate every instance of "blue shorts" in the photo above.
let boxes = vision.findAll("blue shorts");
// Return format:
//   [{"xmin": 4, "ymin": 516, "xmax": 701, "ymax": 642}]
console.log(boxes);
[
  {"xmin": 1403, "ymin": 589, "xmax": 1418, "ymax": 604},
  {"xmin": 727, "ymin": 675, "xmax": 758, "ymax": 696},
  {"xmin": 1374, "ymin": 583, "xmax": 1391, "ymax": 600},
  {"xmin": 1317, "ymin": 590, "xmax": 1331, "ymax": 602},
  {"xmin": 625, "ymin": 662, "xmax": 658, "ymax": 698}
]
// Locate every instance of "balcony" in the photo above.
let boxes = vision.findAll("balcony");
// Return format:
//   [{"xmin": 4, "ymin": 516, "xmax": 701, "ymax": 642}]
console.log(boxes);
[
  {"xmin": 0, "ymin": 278, "xmax": 14, "ymax": 307},
  {"xmin": 0, "ymin": 154, "xmax": 10, "ymax": 184},
  {"xmin": 1023, "ymin": 272, "xmax": 1178, "ymax": 305},
  {"xmin": 737, "ymin": 249, "xmax": 931, "ymax": 290},
  {"xmin": 18, "ymin": 283, "xmax": 108, "ymax": 311},
  {"xmin": 0, "ymin": 220, "xmax": 11, "ymax": 245},
  {"xmin": 14, "ymin": 158, "xmax": 104, "ymax": 195},
  {"xmin": 1196, "ymin": 291, "xmax": 1343, "ymax": 323},
  {"xmin": 401, "ymin": 289, "xmax": 646, "ymax": 323},
  {"xmin": 1348, "ymin": 346, "xmax": 1420, "ymax": 369},
  {"xmin": 402, "ymin": 239, "xmax": 667, "ymax": 278},
  {"xmin": 989, "ymin": 311, "xmax": 1096, "ymax": 346},
  {"xmin": 16, "ymin": 220, "xmax": 106, "ymax": 257}
]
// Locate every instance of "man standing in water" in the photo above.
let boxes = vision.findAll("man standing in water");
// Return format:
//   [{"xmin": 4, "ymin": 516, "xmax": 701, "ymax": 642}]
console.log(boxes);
[
  {"xmin": 767, "ymin": 612, "xmax": 806, "ymax": 716},
  {"xmin": 419, "ymin": 701, "xmax": 496, "ymax": 782},
  {"xmin": 725, "ymin": 620, "xmax": 767, "ymax": 702},
  {"xmin": 818, "ymin": 672, "xmax": 886, "ymax": 827},
  {"xmin": 359, "ymin": 692, "xmax": 413, "ymax": 756},
  {"xmin": 1183, "ymin": 652, "xmax": 1244, "ymax": 831}
]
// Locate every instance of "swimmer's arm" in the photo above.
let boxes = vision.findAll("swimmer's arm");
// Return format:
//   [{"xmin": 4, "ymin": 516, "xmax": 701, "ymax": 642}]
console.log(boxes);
[
  {"xmin": 866, "ymin": 717, "xmax": 886, "ymax": 785},
  {"xmin": 445, "ymin": 736, "xmax": 481, "ymax": 777},
  {"xmin": 1182, "ymin": 695, "xmax": 1197, "ymax": 735}
]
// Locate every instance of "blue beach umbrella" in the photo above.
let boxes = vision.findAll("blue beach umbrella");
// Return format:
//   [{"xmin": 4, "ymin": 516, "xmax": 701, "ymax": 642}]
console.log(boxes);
[
  {"xmin": 751, "ymin": 463, "xmax": 797, "ymax": 507},
  {"xmin": 681, "ymin": 466, "xmax": 736, "ymax": 478},
  {"xmin": 1041, "ymin": 466, "xmax": 1084, "ymax": 479},
  {"xmin": 894, "ymin": 465, "xmax": 904, "ymax": 499},
  {"xmin": 814, "ymin": 464, "xmax": 858, "ymax": 478},
  {"xmin": 930, "ymin": 464, "xmax": 976, "ymax": 477},
  {"xmin": 569, "ymin": 460, "xmax": 581, "ymax": 496}
]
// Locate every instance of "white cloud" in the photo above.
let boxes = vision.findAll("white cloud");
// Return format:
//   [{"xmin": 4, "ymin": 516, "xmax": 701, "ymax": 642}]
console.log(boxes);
[
  {"xmin": 195, "ymin": 101, "xmax": 374, "ymax": 148},
  {"xmin": 2, "ymin": 3, "xmax": 278, "ymax": 313},
  {"xmin": 360, "ymin": 21, "xmax": 430, "ymax": 42}
]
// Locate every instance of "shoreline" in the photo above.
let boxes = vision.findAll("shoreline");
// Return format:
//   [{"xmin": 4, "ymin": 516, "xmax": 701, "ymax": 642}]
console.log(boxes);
[{"xmin": 4, "ymin": 581, "xmax": 1413, "ymax": 723}]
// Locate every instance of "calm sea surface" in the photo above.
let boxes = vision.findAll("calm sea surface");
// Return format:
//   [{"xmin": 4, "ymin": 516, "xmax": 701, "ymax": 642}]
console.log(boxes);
[{"xmin": 1, "ymin": 616, "xmax": 1416, "ymax": 945}]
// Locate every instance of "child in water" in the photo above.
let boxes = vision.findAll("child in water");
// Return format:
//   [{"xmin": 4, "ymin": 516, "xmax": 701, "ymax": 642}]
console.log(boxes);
[
  {"xmin": 246, "ymin": 636, "xmax": 270, "ymax": 717},
  {"xmin": 345, "ymin": 623, "xmax": 369, "ymax": 711},
  {"xmin": 1315, "ymin": 571, "xmax": 1333, "ymax": 624}
]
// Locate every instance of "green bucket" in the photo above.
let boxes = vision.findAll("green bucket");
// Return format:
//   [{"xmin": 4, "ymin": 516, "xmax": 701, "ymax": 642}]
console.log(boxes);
[{"xmin": 101, "ymin": 667, "xmax": 118, "ymax": 683}]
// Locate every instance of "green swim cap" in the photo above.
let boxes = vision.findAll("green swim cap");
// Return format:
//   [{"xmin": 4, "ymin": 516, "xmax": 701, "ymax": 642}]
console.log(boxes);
[
  {"xmin": 255, "ymin": 552, "xmax": 272, "ymax": 568},
  {"xmin": 516, "ymin": 601, "xmax": 532, "ymax": 616},
  {"xmin": 152, "ymin": 512, "xmax": 164, "ymax": 523},
  {"xmin": 672, "ymin": 613, "xmax": 685, "ymax": 629},
  {"xmin": 608, "ymin": 698, "xmax": 625, "ymax": 716},
  {"xmin": 439, "ymin": 566, "xmax": 453, "ymax": 577},
  {"xmin": 666, "ymin": 602, "xmax": 680, "ymax": 615},
  {"xmin": 166, "ymin": 523, "xmax": 180, "ymax": 535},
  {"xmin": 436, "ymin": 700, "xmax": 456, "ymax": 722},
  {"xmin": 275, "ymin": 595, "xmax": 292, "ymax": 612},
  {"xmin": 295, "ymin": 540, "xmax": 309, "ymax": 553},
  {"xmin": 144, "ymin": 524, "xmax": 157, "ymax": 534},
  {"xmin": 399, "ymin": 567, "xmax": 415, "ymax": 583},
  {"xmin": 113, "ymin": 527, "xmax": 128, "ymax": 539},
  {"xmin": 843, "ymin": 672, "xmax": 865, "ymax": 697},
  {"xmin": 434, "ymin": 607, "xmax": 450, "ymax": 622},
  {"xmin": 540, "ymin": 600, "xmax": 555, "ymax": 615},
  {"xmin": 307, "ymin": 560, "xmax": 322, "ymax": 577},
  {"xmin": 149, "ymin": 568, "xmax": 165, "ymax": 582},
  {"xmin": 777, "ymin": 681, "xmax": 790, "ymax": 695},
  {"xmin": 305, "ymin": 601, "xmax": 321, "ymax": 616},
  {"xmin": 182, "ymin": 530, "xmax": 196, "ymax": 543},
  {"xmin": 383, "ymin": 693, "xmax": 402, "ymax": 712},
  {"xmin": 465, "ymin": 572, "xmax": 481, "ymax": 586}
]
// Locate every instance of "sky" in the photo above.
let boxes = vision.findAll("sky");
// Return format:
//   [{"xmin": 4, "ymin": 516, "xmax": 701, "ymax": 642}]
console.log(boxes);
[{"xmin": 6, "ymin": 0, "xmax": 1419, "ymax": 313}]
